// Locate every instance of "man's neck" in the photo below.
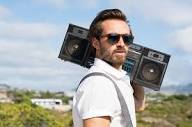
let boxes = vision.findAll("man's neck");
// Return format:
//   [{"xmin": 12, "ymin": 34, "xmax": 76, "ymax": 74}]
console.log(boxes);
[{"xmin": 102, "ymin": 59, "xmax": 122, "ymax": 70}]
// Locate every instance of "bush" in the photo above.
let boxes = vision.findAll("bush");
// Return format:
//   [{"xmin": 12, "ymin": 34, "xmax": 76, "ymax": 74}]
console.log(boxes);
[{"xmin": 0, "ymin": 103, "xmax": 72, "ymax": 127}]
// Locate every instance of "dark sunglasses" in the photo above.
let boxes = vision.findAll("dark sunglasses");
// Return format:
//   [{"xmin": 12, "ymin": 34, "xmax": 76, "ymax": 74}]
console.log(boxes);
[{"xmin": 100, "ymin": 33, "xmax": 134, "ymax": 45}]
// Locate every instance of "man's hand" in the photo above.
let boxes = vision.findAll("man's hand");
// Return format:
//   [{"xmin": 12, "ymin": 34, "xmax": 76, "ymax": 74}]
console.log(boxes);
[{"xmin": 131, "ymin": 82, "xmax": 145, "ymax": 111}]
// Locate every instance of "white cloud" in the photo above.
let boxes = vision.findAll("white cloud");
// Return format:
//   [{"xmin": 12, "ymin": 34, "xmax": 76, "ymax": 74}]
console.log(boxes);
[
  {"xmin": 0, "ymin": 39, "xmax": 87, "ymax": 91},
  {"xmin": 34, "ymin": 0, "xmax": 98, "ymax": 9},
  {"xmin": 0, "ymin": 3, "xmax": 83, "ymax": 91},
  {"xmin": 109, "ymin": 0, "xmax": 133, "ymax": 10},
  {"xmin": 168, "ymin": 25, "xmax": 192, "ymax": 53},
  {"xmin": 34, "ymin": 0, "xmax": 66, "ymax": 9},
  {"xmin": 0, "ymin": 21, "xmax": 62, "ymax": 40},
  {"xmin": 132, "ymin": 0, "xmax": 192, "ymax": 27},
  {"xmin": 0, "ymin": 40, "xmax": 55, "ymax": 67},
  {"xmin": 87, "ymin": 0, "xmax": 192, "ymax": 27},
  {"xmin": 0, "ymin": 5, "xmax": 12, "ymax": 20},
  {"xmin": 164, "ymin": 55, "xmax": 192, "ymax": 85}
]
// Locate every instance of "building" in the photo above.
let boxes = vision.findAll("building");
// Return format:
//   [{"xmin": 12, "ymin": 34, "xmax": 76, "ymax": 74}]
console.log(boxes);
[
  {"xmin": 31, "ymin": 98, "xmax": 71, "ymax": 112},
  {"xmin": 0, "ymin": 84, "xmax": 12, "ymax": 103}
]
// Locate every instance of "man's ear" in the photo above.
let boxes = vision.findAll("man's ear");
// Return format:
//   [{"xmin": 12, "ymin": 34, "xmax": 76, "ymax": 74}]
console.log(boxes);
[{"xmin": 92, "ymin": 38, "xmax": 100, "ymax": 50}]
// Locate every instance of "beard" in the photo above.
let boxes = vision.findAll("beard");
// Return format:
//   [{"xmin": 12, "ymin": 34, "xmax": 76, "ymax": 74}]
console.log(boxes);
[
  {"xmin": 99, "ymin": 46, "xmax": 128, "ymax": 67},
  {"xmin": 111, "ymin": 52, "xmax": 127, "ymax": 64}
]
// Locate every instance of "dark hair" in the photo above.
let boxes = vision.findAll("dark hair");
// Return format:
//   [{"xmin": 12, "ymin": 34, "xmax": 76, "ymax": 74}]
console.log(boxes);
[{"xmin": 88, "ymin": 9, "xmax": 129, "ymax": 41}]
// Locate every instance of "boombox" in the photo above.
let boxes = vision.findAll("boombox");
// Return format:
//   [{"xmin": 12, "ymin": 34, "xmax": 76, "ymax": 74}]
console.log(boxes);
[{"xmin": 58, "ymin": 24, "xmax": 171, "ymax": 91}]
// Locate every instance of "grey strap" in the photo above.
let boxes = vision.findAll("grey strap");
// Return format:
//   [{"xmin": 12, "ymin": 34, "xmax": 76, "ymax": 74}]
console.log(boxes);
[{"xmin": 77, "ymin": 72, "xmax": 133, "ymax": 127}]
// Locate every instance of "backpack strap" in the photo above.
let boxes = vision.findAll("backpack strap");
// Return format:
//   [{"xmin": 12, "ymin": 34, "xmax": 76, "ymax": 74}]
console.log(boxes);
[{"xmin": 77, "ymin": 72, "xmax": 133, "ymax": 127}]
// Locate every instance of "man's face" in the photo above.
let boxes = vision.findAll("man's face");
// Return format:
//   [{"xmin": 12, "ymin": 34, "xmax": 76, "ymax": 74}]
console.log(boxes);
[{"xmin": 95, "ymin": 19, "xmax": 132, "ymax": 68}]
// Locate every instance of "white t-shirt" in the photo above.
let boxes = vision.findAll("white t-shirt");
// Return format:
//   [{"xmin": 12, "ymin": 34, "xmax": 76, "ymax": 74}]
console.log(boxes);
[{"xmin": 72, "ymin": 58, "xmax": 136, "ymax": 127}]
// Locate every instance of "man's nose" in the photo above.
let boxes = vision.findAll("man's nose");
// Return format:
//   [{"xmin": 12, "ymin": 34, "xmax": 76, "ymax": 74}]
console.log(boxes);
[{"xmin": 116, "ymin": 36, "xmax": 125, "ymax": 47}]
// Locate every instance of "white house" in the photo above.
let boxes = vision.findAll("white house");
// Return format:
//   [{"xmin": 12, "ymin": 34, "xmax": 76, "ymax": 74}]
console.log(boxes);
[
  {"xmin": 31, "ymin": 98, "xmax": 71, "ymax": 112},
  {"xmin": 0, "ymin": 84, "xmax": 13, "ymax": 103}
]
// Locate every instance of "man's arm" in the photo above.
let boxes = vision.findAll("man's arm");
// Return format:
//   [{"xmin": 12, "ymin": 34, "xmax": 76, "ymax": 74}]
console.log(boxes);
[
  {"xmin": 83, "ymin": 116, "xmax": 110, "ymax": 127},
  {"xmin": 131, "ymin": 82, "xmax": 145, "ymax": 111}
]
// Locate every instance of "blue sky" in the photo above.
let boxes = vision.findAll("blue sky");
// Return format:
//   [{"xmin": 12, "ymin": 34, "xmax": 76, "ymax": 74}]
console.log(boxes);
[{"xmin": 0, "ymin": 0, "xmax": 192, "ymax": 91}]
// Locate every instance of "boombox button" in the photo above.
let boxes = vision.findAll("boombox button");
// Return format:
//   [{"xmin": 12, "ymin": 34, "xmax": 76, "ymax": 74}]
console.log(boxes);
[{"xmin": 148, "ymin": 51, "xmax": 164, "ymax": 62}]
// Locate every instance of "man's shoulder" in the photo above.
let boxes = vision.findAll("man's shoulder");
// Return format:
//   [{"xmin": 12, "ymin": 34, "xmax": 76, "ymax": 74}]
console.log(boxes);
[{"xmin": 78, "ymin": 71, "xmax": 115, "ymax": 92}]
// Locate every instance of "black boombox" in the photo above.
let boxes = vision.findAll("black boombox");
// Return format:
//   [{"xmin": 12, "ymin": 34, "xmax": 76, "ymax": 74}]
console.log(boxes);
[{"xmin": 58, "ymin": 24, "xmax": 171, "ymax": 91}]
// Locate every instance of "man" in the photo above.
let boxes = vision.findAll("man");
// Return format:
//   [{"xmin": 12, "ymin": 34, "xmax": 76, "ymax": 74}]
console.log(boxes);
[{"xmin": 72, "ymin": 9, "xmax": 145, "ymax": 127}]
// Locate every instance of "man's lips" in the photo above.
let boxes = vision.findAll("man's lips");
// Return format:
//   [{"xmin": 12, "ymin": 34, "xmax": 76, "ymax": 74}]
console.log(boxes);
[
  {"xmin": 114, "ymin": 49, "xmax": 127, "ymax": 54},
  {"xmin": 113, "ymin": 51, "xmax": 127, "ymax": 57}
]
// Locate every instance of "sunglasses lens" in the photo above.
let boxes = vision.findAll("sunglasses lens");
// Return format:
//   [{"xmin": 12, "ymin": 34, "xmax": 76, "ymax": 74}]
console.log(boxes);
[
  {"xmin": 108, "ymin": 34, "xmax": 120, "ymax": 44},
  {"xmin": 101, "ymin": 33, "xmax": 134, "ymax": 45},
  {"xmin": 123, "ymin": 35, "xmax": 134, "ymax": 45}
]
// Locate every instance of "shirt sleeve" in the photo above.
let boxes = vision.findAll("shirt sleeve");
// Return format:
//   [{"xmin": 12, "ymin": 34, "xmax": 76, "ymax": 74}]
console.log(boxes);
[{"xmin": 76, "ymin": 76, "xmax": 121, "ymax": 119}]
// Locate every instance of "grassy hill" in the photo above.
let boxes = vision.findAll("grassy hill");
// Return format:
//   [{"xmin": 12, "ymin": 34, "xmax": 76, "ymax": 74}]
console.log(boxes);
[
  {"xmin": 137, "ymin": 94, "xmax": 192, "ymax": 127},
  {"xmin": 0, "ymin": 91, "xmax": 191, "ymax": 127}
]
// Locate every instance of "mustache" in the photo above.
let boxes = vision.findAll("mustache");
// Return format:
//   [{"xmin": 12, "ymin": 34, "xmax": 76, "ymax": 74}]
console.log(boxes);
[{"xmin": 114, "ymin": 48, "xmax": 127, "ymax": 53}]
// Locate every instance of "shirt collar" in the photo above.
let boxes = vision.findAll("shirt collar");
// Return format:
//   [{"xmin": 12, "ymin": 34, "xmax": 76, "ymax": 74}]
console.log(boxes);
[{"xmin": 93, "ymin": 58, "xmax": 127, "ymax": 79}]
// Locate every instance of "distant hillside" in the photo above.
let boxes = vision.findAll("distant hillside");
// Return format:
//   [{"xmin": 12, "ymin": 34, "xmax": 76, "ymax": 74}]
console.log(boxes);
[
  {"xmin": 161, "ymin": 83, "xmax": 192, "ymax": 94},
  {"xmin": 137, "ymin": 94, "xmax": 192, "ymax": 127}
]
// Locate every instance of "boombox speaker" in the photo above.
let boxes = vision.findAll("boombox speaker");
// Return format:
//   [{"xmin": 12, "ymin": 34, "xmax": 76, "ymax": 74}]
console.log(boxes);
[
  {"xmin": 58, "ymin": 24, "xmax": 94, "ymax": 66},
  {"xmin": 122, "ymin": 44, "xmax": 170, "ymax": 91},
  {"xmin": 59, "ymin": 24, "xmax": 171, "ymax": 91}
]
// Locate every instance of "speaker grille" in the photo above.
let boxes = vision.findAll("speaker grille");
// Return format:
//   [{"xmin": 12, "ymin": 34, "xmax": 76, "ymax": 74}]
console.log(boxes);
[
  {"xmin": 136, "ymin": 57, "xmax": 166, "ymax": 86},
  {"xmin": 65, "ymin": 35, "xmax": 87, "ymax": 59},
  {"xmin": 59, "ymin": 33, "xmax": 90, "ymax": 65},
  {"xmin": 140, "ymin": 62, "xmax": 161, "ymax": 82}
]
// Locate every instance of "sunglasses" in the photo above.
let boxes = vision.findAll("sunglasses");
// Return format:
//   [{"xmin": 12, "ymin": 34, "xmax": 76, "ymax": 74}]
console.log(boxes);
[{"xmin": 100, "ymin": 33, "xmax": 134, "ymax": 45}]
